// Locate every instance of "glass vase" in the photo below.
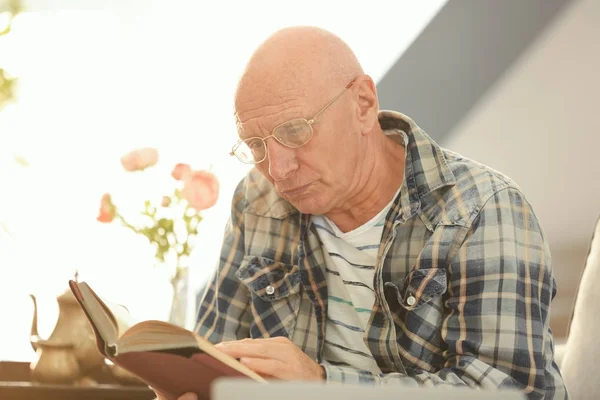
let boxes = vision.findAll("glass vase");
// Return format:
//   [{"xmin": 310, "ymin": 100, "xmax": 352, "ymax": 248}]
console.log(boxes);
[{"xmin": 168, "ymin": 266, "xmax": 189, "ymax": 327}]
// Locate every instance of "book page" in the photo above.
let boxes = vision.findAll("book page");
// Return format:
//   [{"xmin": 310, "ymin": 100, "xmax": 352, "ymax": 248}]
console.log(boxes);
[
  {"xmin": 76, "ymin": 281, "xmax": 120, "ymax": 349},
  {"xmin": 118, "ymin": 320, "xmax": 199, "ymax": 352},
  {"xmin": 119, "ymin": 320, "xmax": 205, "ymax": 352},
  {"xmin": 102, "ymin": 298, "xmax": 138, "ymax": 337}
]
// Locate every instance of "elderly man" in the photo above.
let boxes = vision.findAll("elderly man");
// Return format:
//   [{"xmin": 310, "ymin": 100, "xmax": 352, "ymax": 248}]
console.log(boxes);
[{"xmin": 160, "ymin": 26, "xmax": 567, "ymax": 399}]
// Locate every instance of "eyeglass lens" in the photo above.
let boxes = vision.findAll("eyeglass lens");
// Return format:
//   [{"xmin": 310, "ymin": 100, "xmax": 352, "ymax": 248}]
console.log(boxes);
[{"xmin": 234, "ymin": 119, "xmax": 313, "ymax": 163}]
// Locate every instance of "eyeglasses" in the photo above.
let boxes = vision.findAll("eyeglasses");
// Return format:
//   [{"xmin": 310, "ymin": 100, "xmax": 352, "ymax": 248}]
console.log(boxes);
[{"xmin": 230, "ymin": 80, "xmax": 355, "ymax": 164}]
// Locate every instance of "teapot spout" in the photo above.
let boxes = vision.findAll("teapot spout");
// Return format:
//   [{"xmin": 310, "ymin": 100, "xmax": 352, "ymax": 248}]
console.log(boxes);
[{"xmin": 29, "ymin": 294, "xmax": 42, "ymax": 352}]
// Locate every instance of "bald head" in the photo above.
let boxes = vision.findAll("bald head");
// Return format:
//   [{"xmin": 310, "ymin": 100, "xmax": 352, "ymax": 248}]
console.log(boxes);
[{"xmin": 235, "ymin": 26, "xmax": 364, "ymax": 109}]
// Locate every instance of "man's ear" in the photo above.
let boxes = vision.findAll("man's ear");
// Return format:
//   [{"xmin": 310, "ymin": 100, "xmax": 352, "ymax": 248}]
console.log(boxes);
[{"xmin": 354, "ymin": 75, "xmax": 379, "ymax": 135}]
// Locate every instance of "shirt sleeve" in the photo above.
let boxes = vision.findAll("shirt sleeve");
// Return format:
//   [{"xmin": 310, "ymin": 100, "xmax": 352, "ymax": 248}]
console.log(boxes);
[
  {"xmin": 194, "ymin": 178, "xmax": 251, "ymax": 343},
  {"xmin": 323, "ymin": 188, "xmax": 567, "ymax": 400}
]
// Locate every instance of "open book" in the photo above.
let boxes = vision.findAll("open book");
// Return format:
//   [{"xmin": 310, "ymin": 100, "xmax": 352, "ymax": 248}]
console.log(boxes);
[{"xmin": 68, "ymin": 280, "xmax": 265, "ymax": 400}]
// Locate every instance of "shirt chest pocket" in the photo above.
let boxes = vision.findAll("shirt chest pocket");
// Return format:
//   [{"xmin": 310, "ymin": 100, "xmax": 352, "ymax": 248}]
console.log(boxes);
[
  {"xmin": 386, "ymin": 267, "xmax": 447, "ymax": 311},
  {"xmin": 235, "ymin": 256, "xmax": 302, "ymax": 338},
  {"xmin": 385, "ymin": 268, "xmax": 448, "ymax": 371}
]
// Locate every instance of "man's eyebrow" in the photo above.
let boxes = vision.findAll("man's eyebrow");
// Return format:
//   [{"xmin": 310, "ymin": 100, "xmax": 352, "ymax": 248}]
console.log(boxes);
[
  {"xmin": 236, "ymin": 123, "xmax": 255, "ymax": 141},
  {"xmin": 234, "ymin": 112, "xmax": 263, "ymax": 140},
  {"xmin": 234, "ymin": 107, "xmax": 304, "ymax": 139}
]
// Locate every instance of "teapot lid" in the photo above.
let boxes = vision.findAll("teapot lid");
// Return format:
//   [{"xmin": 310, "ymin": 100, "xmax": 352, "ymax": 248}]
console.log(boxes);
[{"xmin": 56, "ymin": 270, "xmax": 79, "ymax": 304}]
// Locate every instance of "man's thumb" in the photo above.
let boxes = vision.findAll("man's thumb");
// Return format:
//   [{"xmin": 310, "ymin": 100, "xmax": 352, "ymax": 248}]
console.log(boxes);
[{"xmin": 178, "ymin": 393, "xmax": 199, "ymax": 400}]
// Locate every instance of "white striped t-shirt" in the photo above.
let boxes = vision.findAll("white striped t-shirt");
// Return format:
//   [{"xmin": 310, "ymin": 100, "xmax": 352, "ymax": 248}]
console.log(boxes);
[{"xmin": 312, "ymin": 189, "xmax": 400, "ymax": 373}]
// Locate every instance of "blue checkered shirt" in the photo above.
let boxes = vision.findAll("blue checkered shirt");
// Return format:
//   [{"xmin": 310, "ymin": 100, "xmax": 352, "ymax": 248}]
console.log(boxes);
[{"xmin": 195, "ymin": 111, "xmax": 568, "ymax": 399}]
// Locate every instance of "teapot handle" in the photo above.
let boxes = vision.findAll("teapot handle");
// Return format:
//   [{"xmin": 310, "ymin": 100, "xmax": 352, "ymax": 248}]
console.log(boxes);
[{"xmin": 29, "ymin": 294, "xmax": 42, "ymax": 352}]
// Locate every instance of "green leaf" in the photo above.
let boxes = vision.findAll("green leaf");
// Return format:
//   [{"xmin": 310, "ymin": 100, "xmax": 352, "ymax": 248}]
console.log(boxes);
[{"xmin": 0, "ymin": 68, "xmax": 17, "ymax": 110}]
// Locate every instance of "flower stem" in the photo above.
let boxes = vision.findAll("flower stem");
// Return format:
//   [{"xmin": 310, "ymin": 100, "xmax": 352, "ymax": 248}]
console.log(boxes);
[{"xmin": 116, "ymin": 213, "xmax": 140, "ymax": 234}]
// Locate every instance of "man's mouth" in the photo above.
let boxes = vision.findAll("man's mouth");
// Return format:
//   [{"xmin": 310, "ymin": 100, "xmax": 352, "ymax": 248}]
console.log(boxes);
[{"xmin": 281, "ymin": 183, "xmax": 313, "ymax": 197}]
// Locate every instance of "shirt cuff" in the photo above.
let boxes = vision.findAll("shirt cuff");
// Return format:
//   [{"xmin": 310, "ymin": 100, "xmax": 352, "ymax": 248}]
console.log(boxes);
[{"xmin": 322, "ymin": 365, "xmax": 378, "ymax": 385}]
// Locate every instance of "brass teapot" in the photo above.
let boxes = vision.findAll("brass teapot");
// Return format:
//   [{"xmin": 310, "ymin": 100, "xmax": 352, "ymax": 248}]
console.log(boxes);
[{"xmin": 29, "ymin": 287, "xmax": 105, "ymax": 384}]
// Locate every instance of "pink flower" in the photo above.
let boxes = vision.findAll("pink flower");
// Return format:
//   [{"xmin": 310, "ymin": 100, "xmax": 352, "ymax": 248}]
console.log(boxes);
[
  {"xmin": 120, "ymin": 147, "xmax": 159, "ymax": 172},
  {"xmin": 171, "ymin": 163, "xmax": 191, "ymax": 181},
  {"xmin": 97, "ymin": 193, "xmax": 116, "ymax": 223},
  {"xmin": 181, "ymin": 170, "xmax": 219, "ymax": 211}
]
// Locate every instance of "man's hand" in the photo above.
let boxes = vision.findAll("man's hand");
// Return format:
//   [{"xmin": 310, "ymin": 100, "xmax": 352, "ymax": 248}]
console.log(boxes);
[
  {"xmin": 153, "ymin": 337, "xmax": 323, "ymax": 399},
  {"xmin": 214, "ymin": 336, "xmax": 325, "ymax": 381}
]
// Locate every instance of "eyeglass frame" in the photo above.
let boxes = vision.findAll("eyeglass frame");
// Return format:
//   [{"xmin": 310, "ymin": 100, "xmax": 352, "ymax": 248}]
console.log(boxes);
[{"xmin": 230, "ymin": 79, "xmax": 356, "ymax": 164}]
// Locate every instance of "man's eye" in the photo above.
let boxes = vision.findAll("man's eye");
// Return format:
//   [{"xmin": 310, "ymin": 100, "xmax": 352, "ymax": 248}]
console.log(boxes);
[{"xmin": 248, "ymin": 141, "xmax": 262, "ymax": 149}]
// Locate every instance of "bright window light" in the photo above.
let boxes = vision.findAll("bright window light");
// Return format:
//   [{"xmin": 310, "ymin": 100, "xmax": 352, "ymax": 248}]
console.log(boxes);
[{"xmin": 0, "ymin": 0, "xmax": 447, "ymax": 361}]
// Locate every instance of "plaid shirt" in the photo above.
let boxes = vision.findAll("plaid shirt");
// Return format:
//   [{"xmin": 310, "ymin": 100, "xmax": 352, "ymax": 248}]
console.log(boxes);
[{"xmin": 196, "ymin": 111, "xmax": 567, "ymax": 399}]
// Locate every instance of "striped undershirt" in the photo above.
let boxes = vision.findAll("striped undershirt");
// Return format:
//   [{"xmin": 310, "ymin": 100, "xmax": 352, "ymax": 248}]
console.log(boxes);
[{"xmin": 312, "ymin": 187, "xmax": 401, "ymax": 374}]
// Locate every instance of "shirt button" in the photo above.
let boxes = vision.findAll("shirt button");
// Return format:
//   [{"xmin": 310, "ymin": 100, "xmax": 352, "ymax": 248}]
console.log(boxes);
[
  {"xmin": 406, "ymin": 295, "xmax": 416, "ymax": 306},
  {"xmin": 266, "ymin": 285, "xmax": 275, "ymax": 295}
]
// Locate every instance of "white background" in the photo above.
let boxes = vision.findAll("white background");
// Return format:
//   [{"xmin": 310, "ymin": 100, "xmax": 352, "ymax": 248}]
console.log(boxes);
[{"xmin": 0, "ymin": 0, "xmax": 446, "ymax": 361}]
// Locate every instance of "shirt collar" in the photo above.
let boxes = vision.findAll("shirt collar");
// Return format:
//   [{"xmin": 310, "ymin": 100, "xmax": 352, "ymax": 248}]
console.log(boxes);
[{"xmin": 378, "ymin": 110, "xmax": 456, "ymax": 199}]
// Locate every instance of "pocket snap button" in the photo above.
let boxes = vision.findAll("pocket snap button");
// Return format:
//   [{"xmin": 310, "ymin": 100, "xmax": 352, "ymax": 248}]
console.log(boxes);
[
  {"xmin": 406, "ymin": 295, "xmax": 416, "ymax": 306},
  {"xmin": 266, "ymin": 285, "xmax": 275, "ymax": 295}
]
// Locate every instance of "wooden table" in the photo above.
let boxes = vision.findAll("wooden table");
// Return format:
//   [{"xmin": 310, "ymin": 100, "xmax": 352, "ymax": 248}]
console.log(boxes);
[{"xmin": 0, "ymin": 361, "xmax": 155, "ymax": 400}]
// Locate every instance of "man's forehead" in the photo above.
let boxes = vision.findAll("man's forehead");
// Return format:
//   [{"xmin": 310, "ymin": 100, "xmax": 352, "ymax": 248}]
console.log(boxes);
[{"xmin": 234, "ymin": 105, "xmax": 306, "ymax": 139}]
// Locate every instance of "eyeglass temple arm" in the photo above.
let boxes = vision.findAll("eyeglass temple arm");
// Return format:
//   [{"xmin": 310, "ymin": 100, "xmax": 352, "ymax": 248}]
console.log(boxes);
[{"xmin": 308, "ymin": 80, "xmax": 356, "ymax": 124}]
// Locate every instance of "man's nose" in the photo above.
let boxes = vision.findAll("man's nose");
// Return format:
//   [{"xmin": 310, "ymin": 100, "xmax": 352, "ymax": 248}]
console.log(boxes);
[{"xmin": 266, "ymin": 140, "xmax": 298, "ymax": 181}]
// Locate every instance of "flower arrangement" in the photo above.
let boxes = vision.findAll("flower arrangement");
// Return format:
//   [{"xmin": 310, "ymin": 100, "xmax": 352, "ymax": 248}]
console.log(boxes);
[{"xmin": 96, "ymin": 147, "xmax": 219, "ymax": 326}]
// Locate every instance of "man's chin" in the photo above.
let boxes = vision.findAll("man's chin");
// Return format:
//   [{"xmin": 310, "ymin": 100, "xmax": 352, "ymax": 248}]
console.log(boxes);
[{"xmin": 287, "ymin": 197, "xmax": 327, "ymax": 216}]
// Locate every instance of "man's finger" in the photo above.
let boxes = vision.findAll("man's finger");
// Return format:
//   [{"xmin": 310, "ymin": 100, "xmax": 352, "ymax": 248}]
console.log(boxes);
[
  {"xmin": 216, "ymin": 339, "xmax": 292, "ymax": 361},
  {"xmin": 239, "ymin": 357, "xmax": 287, "ymax": 380}
]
